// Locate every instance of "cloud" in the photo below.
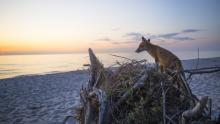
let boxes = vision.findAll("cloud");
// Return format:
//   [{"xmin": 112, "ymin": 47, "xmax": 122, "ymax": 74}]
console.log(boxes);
[
  {"xmin": 172, "ymin": 37, "xmax": 195, "ymax": 41},
  {"xmin": 110, "ymin": 41, "xmax": 137, "ymax": 45},
  {"xmin": 125, "ymin": 32, "xmax": 142, "ymax": 38},
  {"xmin": 124, "ymin": 32, "xmax": 194, "ymax": 41},
  {"xmin": 124, "ymin": 31, "xmax": 193, "ymax": 41},
  {"xmin": 96, "ymin": 37, "xmax": 112, "ymax": 42},
  {"xmin": 155, "ymin": 33, "xmax": 194, "ymax": 41},
  {"xmin": 125, "ymin": 32, "xmax": 141, "ymax": 37},
  {"xmin": 124, "ymin": 28, "xmax": 204, "ymax": 42},
  {"xmin": 124, "ymin": 32, "xmax": 142, "ymax": 40},
  {"xmin": 157, "ymin": 33, "xmax": 180, "ymax": 39},
  {"xmin": 150, "ymin": 28, "xmax": 204, "ymax": 41},
  {"xmin": 97, "ymin": 28, "xmax": 203, "ymax": 45},
  {"xmin": 182, "ymin": 29, "xmax": 203, "ymax": 33},
  {"xmin": 95, "ymin": 36, "xmax": 136, "ymax": 45}
]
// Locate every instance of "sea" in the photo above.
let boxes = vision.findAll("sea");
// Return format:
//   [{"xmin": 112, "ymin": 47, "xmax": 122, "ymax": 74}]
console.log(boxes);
[{"xmin": 0, "ymin": 51, "xmax": 220, "ymax": 79}]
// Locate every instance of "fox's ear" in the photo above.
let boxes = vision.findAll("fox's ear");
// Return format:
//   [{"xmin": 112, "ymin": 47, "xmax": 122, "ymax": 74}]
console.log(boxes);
[
  {"xmin": 148, "ymin": 39, "xmax": 150, "ymax": 43},
  {"xmin": 142, "ymin": 36, "xmax": 147, "ymax": 42}
]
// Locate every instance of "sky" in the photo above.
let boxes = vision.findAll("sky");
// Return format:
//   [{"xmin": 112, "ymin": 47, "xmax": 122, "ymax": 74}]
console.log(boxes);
[{"xmin": 0, "ymin": 0, "xmax": 220, "ymax": 54}]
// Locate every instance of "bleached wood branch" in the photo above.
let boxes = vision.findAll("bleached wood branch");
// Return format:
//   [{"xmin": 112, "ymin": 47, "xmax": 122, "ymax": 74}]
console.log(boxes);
[
  {"xmin": 88, "ymin": 48, "xmax": 104, "ymax": 90},
  {"xmin": 184, "ymin": 66, "xmax": 220, "ymax": 74},
  {"xmin": 89, "ymin": 89, "xmax": 109, "ymax": 124},
  {"xmin": 184, "ymin": 66, "xmax": 220, "ymax": 81},
  {"xmin": 83, "ymin": 48, "xmax": 112, "ymax": 124},
  {"xmin": 63, "ymin": 115, "xmax": 77, "ymax": 124},
  {"xmin": 181, "ymin": 96, "xmax": 209, "ymax": 124}
]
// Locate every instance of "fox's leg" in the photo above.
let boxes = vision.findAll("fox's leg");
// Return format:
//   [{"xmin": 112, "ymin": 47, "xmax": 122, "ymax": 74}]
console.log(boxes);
[
  {"xmin": 160, "ymin": 65, "xmax": 164, "ymax": 72},
  {"xmin": 155, "ymin": 58, "xmax": 159, "ymax": 71}
]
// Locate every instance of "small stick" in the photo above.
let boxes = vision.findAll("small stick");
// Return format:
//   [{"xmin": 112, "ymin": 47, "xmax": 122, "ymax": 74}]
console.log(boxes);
[
  {"xmin": 166, "ymin": 115, "xmax": 176, "ymax": 124},
  {"xmin": 184, "ymin": 68, "xmax": 220, "ymax": 75},
  {"xmin": 195, "ymin": 48, "xmax": 200, "ymax": 69},
  {"xmin": 209, "ymin": 98, "xmax": 212, "ymax": 119},
  {"xmin": 109, "ymin": 54, "xmax": 134, "ymax": 61},
  {"xmin": 184, "ymin": 66, "xmax": 220, "ymax": 81},
  {"xmin": 160, "ymin": 81, "xmax": 166, "ymax": 124},
  {"xmin": 184, "ymin": 66, "xmax": 220, "ymax": 72}
]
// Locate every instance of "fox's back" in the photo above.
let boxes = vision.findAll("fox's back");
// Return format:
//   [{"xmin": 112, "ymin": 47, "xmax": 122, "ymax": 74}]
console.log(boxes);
[
  {"xmin": 135, "ymin": 37, "xmax": 183, "ymax": 71},
  {"xmin": 149, "ymin": 45, "xmax": 182, "ymax": 70}
]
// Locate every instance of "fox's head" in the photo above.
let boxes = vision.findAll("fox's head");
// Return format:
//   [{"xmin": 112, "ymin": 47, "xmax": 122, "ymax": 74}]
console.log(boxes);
[{"xmin": 135, "ymin": 36, "xmax": 151, "ymax": 53}]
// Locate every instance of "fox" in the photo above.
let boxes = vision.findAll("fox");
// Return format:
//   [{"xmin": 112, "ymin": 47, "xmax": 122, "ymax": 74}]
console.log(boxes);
[
  {"xmin": 135, "ymin": 37, "xmax": 198, "ymax": 103},
  {"xmin": 136, "ymin": 37, "xmax": 193, "ymax": 94},
  {"xmin": 136, "ymin": 36, "xmax": 184, "ymax": 73}
]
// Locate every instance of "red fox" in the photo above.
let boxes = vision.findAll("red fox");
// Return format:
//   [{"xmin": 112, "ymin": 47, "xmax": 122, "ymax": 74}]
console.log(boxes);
[
  {"xmin": 135, "ymin": 37, "xmax": 195, "ymax": 101},
  {"xmin": 136, "ymin": 36, "xmax": 183, "ymax": 73}
]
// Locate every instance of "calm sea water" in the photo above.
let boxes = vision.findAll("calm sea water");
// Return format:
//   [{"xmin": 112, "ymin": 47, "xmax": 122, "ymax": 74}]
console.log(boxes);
[{"xmin": 0, "ymin": 51, "xmax": 220, "ymax": 79}]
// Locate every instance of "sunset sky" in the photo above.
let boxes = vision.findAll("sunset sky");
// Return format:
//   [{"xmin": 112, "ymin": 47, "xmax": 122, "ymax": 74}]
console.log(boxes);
[{"xmin": 0, "ymin": 0, "xmax": 219, "ymax": 54}]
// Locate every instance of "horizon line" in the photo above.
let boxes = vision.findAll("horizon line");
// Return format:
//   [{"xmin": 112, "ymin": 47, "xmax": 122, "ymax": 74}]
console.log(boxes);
[{"xmin": 1, "ymin": 49, "xmax": 220, "ymax": 56}]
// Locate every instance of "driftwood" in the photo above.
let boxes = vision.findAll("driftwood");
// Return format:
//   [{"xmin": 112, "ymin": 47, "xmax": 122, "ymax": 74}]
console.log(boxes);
[
  {"xmin": 184, "ymin": 66, "xmax": 220, "ymax": 81},
  {"xmin": 83, "ymin": 48, "xmax": 112, "ymax": 124},
  {"xmin": 181, "ymin": 96, "xmax": 209, "ymax": 124},
  {"xmin": 68, "ymin": 48, "xmax": 218, "ymax": 124}
]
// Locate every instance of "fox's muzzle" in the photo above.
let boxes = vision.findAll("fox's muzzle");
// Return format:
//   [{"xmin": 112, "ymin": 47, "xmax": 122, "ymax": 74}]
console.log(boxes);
[
  {"xmin": 135, "ymin": 48, "xmax": 143, "ymax": 53},
  {"xmin": 135, "ymin": 49, "xmax": 140, "ymax": 53}
]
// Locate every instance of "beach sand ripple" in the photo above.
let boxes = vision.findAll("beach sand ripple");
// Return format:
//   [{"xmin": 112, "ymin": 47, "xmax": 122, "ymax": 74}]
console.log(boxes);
[{"xmin": 0, "ymin": 71, "xmax": 88, "ymax": 124}]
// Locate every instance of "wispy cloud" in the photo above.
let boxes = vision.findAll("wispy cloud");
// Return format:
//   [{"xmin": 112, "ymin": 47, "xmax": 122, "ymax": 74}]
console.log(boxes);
[
  {"xmin": 125, "ymin": 32, "xmax": 142, "ymax": 38},
  {"xmin": 182, "ymin": 29, "xmax": 204, "ymax": 33},
  {"xmin": 114, "ymin": 41, "xmax": 137, "ymax": 44},
  {"xmin": 124, "ymin": 28, "xmax": 204, "ymax": 42},
  {"xmin": 171, "ymin": 37, "xmax": 195, "ymax": 41},
  {"xmin": 125, "ymin": 32, "xmax": 141, "ymax": 37},
  {"xmin": 155, "ymin": 32, "xmax": 195, "ymax": 41},
  {"xmin": 95, "ymin": 28, "xmax": 203, "ymax": 45},
  {"xmin": 124, "ymin": 32, "xmax": 142, "ymax": 40},
  {"xmin": 124, "ymin": 31, "xmax": 191, "ymax": 41},
  {"xmin": 157, "ymin": 33, "xmax": 180, "ymax": 39},
  {"xmin": 95, "ymin": 37, "xmax": 136, "ymax": 45},
  {"xmin": 95, "ymin": 37, "xmax": 112, "ymax": 42}
]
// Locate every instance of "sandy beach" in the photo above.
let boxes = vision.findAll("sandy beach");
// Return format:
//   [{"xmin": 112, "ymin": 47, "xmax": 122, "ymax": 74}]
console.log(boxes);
[
  {"xmin": 0, "ymin": 57, "xmax": 220, "ymax": 124},
  {"xmin": 0, "ymin": 70, "xmax": 89, "ymax": 124}
]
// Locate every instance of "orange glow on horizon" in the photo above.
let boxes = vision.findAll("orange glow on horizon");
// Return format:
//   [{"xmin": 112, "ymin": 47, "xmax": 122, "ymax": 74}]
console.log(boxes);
[
  {"xmin": 0, "ymin": 37, "xmax": 136, "ymax": 54},
  {"xmin": 0, "ymin": 37, "xmax": 85, "ymax": 53}
]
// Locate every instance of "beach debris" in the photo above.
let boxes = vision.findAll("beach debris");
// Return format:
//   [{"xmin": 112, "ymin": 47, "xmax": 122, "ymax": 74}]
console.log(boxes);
[
  {"xmin": 64, "ymin": 116, "xmax": 77, "ymax": 124},
  {"xmin": 181, "ymin": 96, "xmax": 209, "ymax": 124},
  {"xmin": 69, "ymin": 48, "xmax": 218, "ymax": 124},
  {"xmin": 83, "ymin": 64, "xmax": 90, "ymax": 67},
  {"xmin": 184, "ymin": 66, "xmax": 220, "ymax": 81}
]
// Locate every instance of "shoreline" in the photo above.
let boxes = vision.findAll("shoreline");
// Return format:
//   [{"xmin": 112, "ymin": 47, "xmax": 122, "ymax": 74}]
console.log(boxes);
[
  {"xmin": 0, "ymin": 69, "xmax": 88, "ymax": 81},
  {"xmin": 1, "ymin": 56, "xmax": 219, "ymax": 80}
]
